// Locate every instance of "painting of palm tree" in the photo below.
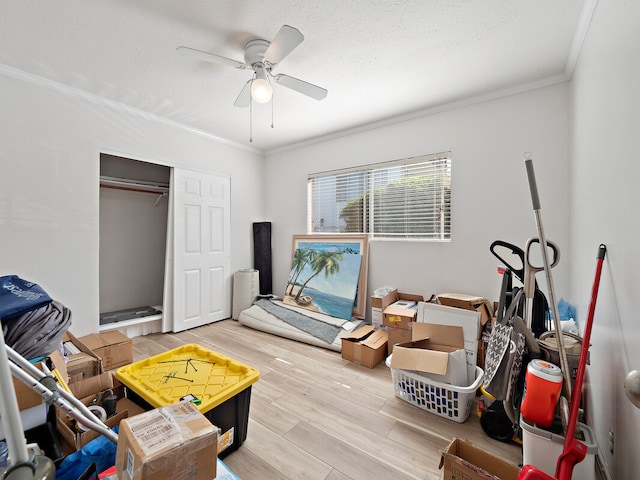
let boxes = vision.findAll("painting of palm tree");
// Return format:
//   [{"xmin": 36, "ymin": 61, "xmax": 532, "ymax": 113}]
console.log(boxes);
[{"xmin": 285, "ymin": 242, "xmax": 363, "ymax": 320}]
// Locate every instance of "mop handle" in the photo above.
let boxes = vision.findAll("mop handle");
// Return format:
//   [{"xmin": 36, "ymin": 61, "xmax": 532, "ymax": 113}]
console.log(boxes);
[{"xmin": 524, "ymin": 155, "xmax": 573, "ymax": 402}]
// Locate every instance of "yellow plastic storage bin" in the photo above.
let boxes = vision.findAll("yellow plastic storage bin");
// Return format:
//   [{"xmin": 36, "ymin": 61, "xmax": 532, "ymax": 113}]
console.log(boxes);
[{"xmin": 116, "ymin": 343, "xmax": 260, "ymax": 457}]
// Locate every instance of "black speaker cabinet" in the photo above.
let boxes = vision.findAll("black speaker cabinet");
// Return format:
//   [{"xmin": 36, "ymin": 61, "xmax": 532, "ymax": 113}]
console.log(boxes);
[{"xmin": 252, "ymin": 222, "xmax": 272, "ymax": 295}]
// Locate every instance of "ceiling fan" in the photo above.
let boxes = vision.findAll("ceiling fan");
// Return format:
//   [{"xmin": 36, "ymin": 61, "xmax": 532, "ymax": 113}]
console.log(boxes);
[{"xmin": 177, "ymin": 25, "xmax": 328, "ymax": 107}]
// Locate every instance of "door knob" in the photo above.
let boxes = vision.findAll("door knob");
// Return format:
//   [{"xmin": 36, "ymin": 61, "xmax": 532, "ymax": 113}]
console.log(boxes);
[{"xmin": 624, "ymin": 370, "xmax": 640, "ymax": 408}]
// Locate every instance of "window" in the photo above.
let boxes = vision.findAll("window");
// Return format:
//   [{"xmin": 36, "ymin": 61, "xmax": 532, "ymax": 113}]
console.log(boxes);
[{"xmin": 308, "ymin": 152, "xmax": 451, "ymax": 240}]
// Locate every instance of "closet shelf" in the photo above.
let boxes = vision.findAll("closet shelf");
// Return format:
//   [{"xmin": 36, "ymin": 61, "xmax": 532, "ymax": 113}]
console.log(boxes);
[{"xmin": 100, "ymin": 175, "xmax": 169, "ymax": 195}]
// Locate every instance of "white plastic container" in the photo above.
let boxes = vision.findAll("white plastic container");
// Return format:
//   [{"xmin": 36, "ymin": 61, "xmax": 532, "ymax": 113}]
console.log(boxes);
[{"xmin": 520, "ymin": 416, "xmax": 596, "ymax": 480}]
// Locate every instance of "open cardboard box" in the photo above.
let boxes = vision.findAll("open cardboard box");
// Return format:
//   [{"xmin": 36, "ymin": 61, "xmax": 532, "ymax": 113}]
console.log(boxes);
[
  {"xmin": 54, "ymin": 378, "xmax": 146, "ymax": 452},
  {"xmin": 371, "ymin": 289, "xmax": 424, "ymax": 329},
  {"xmin": 390, "ymin": 323, "xmax": 468, "ymax": 386},
  {"xmin": 341, "ymin": 325, "xmax": 388, "ymax": 368},
  {"xmin": 437, "ymin": 293, "xmax": 493, "ymax": 327},
  {"xmin": 53, "ymin": 369, "xmax": 123, "ymax": 451},
  {"xmin": 440, "ymin": 438, "xmax": 520, "ymax": 480},
  {"xmin": 77, "ymin": 330, "xmax": 133, "ymax": 372},
  {"xmin": 62, "ymin": 331, "xmax": 102, "ymax": 382},
  {"xmin": 417, "ymin": 301, "xmax": 481, "ymax": 381},
  {"xmin": 48, "ymin": 348, "xmax": 145, "ymax": 451}
]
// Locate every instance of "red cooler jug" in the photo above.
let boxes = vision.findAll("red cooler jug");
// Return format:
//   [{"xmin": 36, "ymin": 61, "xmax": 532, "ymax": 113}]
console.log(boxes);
[{"xmin": 521, "ymin": 359, "xmax": 563, "ymax": 427}]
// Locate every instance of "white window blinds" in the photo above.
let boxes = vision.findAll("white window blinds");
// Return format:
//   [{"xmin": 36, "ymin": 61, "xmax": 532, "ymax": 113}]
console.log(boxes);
[{"xmin": 308, "ymin": 152, "xmax": 451, "ymax": 240}]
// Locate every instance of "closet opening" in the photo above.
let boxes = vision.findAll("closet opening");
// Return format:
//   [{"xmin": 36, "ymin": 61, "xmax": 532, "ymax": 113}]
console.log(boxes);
[{"xmin": 99, "ymin": 153, "xmax": 170, "ymax": 336}]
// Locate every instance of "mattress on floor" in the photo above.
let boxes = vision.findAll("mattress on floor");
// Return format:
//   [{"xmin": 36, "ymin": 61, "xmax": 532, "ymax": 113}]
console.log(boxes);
[{"xmin": 238, "ymin": 299, "xmax": 363, "ymax": 352}]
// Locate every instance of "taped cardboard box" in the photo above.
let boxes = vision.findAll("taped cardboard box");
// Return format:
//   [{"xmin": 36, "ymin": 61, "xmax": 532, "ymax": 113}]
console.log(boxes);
[
  {"xmin": 78, "ymin": 330, "xmax": 133, "ymax": 371},
  {"xmin": 383, "ymin": 305, "xmax": 418, "ymax": 330},
  {"xmin": 440, "ymin": 438, "xmax": 520, "ymax": 480},
  {"xmin": 390, "ymin": 323, "xmax": 468, "ymax": 386},
  {"xmin": 341, "ymin": 325, "xmax": 388, "ymax": 368},
  {"xmin": 116, "ymin": 400, "xmax": 218, "ymax": 480},
  {"xmin": 371, "ymin": 289, "xmax": 424, "ymax": 329}
]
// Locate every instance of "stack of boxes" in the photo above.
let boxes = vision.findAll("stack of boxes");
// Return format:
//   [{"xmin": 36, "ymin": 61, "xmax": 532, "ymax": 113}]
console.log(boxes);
[
  {"xmin": 371, "ymin": 288, "xmax": 424, "ymax": 353},
  {"xmin": 49, "ymin": 330, "xmax": 137, "ymax": 452},
  {"xmin": 371, "ymin": 288, "xmax": 493, "ymax": 372},
  {"xmin": 5, "ymin": 329, "xmax": 137, "ymax": 463}
]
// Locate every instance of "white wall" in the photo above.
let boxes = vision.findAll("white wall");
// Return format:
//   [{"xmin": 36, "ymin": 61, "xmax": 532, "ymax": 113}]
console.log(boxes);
[
  {"xmin": 0, "ymin": 69, "xmax": 265, "ymax": 337},
  {"xmin": 266, "ymin": 84, "xmax": 571, "ymax": 311},
  {"xmin": 570, "ymin": 1, "xmax": 640, "ymax": 478}
]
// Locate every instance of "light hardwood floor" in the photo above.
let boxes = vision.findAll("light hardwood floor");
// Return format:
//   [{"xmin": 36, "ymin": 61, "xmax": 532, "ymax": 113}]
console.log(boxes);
[{"xmin": 131, "ymin": 320, "xmax": 522, "ymax": 480}]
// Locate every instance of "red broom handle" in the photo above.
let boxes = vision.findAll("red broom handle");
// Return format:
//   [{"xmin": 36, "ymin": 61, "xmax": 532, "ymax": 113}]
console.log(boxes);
[{"xmin": 562, "ymin": 245, "xmax": 606, "ymax": 454}]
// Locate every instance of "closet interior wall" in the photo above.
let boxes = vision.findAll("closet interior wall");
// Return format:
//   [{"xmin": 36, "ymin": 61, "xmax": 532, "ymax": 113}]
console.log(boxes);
[{"xmin": 99, "ymin": 154, "xmax": 170, "ymax": 334}]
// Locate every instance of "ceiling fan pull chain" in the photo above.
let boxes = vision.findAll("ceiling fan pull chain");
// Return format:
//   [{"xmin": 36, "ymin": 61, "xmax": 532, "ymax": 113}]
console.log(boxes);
[
  {"xmin": 271, "ymin": 90, "xmax": 275, "ymax": 129},
  {"xmin": 249, "ymin": 97, "xmax": 253, "ymax": 143}
]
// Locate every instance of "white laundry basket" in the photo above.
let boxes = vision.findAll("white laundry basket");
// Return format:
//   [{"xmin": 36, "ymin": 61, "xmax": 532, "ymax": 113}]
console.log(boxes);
[{"xmin": 386, "ymin": 355, "xmax": 483, "ymax": 423}]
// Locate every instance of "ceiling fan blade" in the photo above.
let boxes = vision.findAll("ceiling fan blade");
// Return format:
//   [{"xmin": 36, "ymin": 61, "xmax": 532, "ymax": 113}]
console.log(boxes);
[
  {"xmin": 234, "ymin": 80, "xmax": 252, "ymax": 108},
  {"xmin": 263, "ymin": 25, "xmax": 304, "ymax": 65},
  {"xmin": 274, "ymin": 74, "xmax": 328, "ymax": 100},
  {"xmin": 176, "ymin": 46, "xmax": 246, "ymax": 70}
]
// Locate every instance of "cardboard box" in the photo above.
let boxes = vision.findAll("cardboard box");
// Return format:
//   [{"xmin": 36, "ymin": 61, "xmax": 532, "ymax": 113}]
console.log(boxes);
[
  {"xmin": 417, "ymin": 302, "xmax": 481, "ymax": 381},
  {"xmin": 62, "ymin": 331, "xmax": 103, "ymax": 376},
  {"xmin": 383, "ymin": 305, "xmax": 418, "ymax": 330},
  {"xmin": 54, "ymin": 369, "xmax": 120, "ymax": 449},
  {"xmin": 48, "ymin": 350, "xmax": 140, "ymax": 451},
  {"xmin": 371, "ymin": 289, "xmax": 424, "ymax": 329},
  {"xmin": 437, "ymin": 293, "xmax": 494, "ymax": 327},
  {"xmin": 439, "ymin": 438, "xmax": 520, "ymax": 480},
  {"xmin": 387, "ymin": 326, "xmax": 412, "ymax": 354},
  {"xmin": 48, "ymin": 348, "xmax": 106, "ymax": 398},
  {"xmin": 78, "ymin": 330, "xmax": 133, "ymax": 371},
  {"xmin": 12, "ymin": 362, "xmax": 44, "ymax": 410},
  {"xmin": 56, "ymin": 401, "xmax": 128, "ymax": 451},
  {"xmin": 69, "ymin": 372, "xmax": 115, "ymax": 400},
  {"xmin": 341, "ymin": 325, "xmax": 388, "ymax": 368},
  {"xmin": 116, "ymin": 401, "xmax": 218, "ymax": 480},
  {"xmin": 390, "ymin": 323, "xmax": 468, "ymax": 386},
  {"xmin": 66, "ymin": 352, "xmax": 101, "ymax": 383}
]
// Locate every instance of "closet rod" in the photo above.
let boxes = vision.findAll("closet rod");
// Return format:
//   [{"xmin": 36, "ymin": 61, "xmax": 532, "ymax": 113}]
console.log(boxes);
[{"xmin": 99, "ymin": 175, "xmax": 169, "ymax": 195}]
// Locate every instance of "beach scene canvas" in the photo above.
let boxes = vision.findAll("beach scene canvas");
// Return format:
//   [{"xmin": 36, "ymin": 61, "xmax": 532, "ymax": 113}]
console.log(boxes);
[{"xmin": 285, "ymin": 242, "xmax": 363, "ymax": 320}]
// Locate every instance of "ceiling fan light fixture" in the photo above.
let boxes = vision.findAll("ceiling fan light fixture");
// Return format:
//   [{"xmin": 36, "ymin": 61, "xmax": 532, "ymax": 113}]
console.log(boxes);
[
  {"xmin": 251, "ymin": 77, "xmax": 272, "ymax": 103},
  {"xmin": 251, "ymin": 66, "xmax": 272, "ymax": 104}
]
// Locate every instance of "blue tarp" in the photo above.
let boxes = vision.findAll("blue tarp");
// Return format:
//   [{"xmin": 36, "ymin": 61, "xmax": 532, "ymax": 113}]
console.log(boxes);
[{"xmin": 0, "ymin": 275, "xmax": 52, "ymax": 320}]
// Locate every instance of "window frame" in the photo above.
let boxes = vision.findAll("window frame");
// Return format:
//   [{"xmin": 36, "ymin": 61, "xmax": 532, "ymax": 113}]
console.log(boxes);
[{"xmin": 307, "ymin": 151, "xmax": 451, "ymax": 241}]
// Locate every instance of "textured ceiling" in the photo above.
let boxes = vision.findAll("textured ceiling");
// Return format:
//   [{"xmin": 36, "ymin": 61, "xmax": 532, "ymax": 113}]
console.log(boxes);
[{"xmin": 1, "ymin": 1, "xmax": 589, "ymax": 153}]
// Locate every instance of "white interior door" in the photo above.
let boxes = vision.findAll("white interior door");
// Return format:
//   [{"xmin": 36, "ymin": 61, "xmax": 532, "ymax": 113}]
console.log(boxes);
[{"xmin": 172, "ymin": 168, "xmax": 231, "ymax": 332}]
